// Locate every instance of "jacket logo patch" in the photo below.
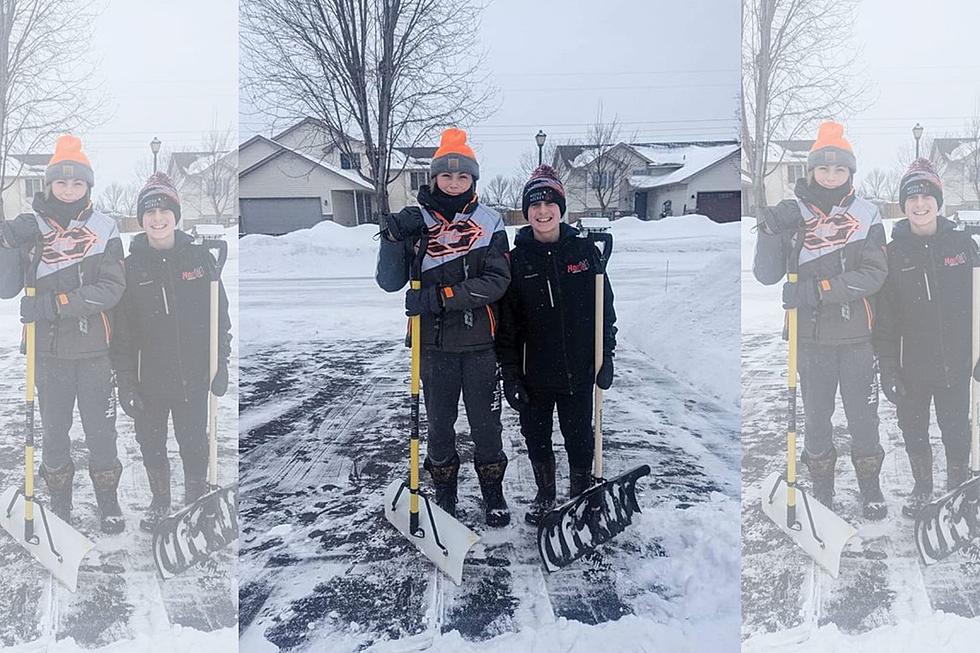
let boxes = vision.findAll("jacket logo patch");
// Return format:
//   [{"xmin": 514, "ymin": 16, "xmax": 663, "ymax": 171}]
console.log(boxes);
[
  {"xmin": 803, "ymin": 212, "xmax": 860, "ymax": 251},
  {"xmin": 426, "ymin": 218, "xmax": 486, "ymax": 258},
  {"xmin": 567, "ymin": 259, "xmax": 590, "ymax": 274},
  {"xmin": 944, "ymin": 253, "xmax": 966, "ymax": 267},
  {"xmin": 41, "ymin": 226, "xmax": 98, "ymax": 265},
  {"xmin": 182, "ymin": 266, "xmax": 205, "ymax": 281}
]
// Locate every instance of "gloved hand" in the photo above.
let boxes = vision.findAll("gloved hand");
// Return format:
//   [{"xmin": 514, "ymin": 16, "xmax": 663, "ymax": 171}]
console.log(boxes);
[
  {"xmin": 405, "ymin": 286, "xmax": 444, "ymax": 316},
  {"xmin": 503, "ymin": 379, "xmax": 530, "ymax": 412},
  {"xmin": 0, "ymin": 215, "xmax": 40, "ymax": 248},
  {"xmin": 782, "ymin": 279, "xmax": 821, "ymax": 309},
  {"xmin": 382, "ymin": 207, "xmax": 425, "ymax": 242},
  {"xmin": 596, "ymin": 357, "xmax": 614, "ymax": 390},
  {"xmin": 117, "ymin": 376, "xmax": 145, "ymax": 420},
  {"xmin": 211, "ymin": 360, "xmax": 229, "ymax": 397},
  {"xmin": 19, "ymin": 293, "xmax": 58, "ymax": 324},
  {"xmin": 757, "ymin": 200, "xmax": 804, "ymax": 235},
  {"xmin": 879, "ymin": 364, "xmax": 906, "ymax": 405}
]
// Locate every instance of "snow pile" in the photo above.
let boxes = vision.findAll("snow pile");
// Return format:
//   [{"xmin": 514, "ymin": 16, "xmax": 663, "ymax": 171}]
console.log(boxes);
[
  {"xmin": 743, "ymin": 612, "xmax": 980, "ymax": 652},
  {"xmin": 240, "ymin": 220, "xmax": 379, "ymax": 278},
  {"xmin": 6, "ymin": 626, "xmax": 237, "ymax": 653}
]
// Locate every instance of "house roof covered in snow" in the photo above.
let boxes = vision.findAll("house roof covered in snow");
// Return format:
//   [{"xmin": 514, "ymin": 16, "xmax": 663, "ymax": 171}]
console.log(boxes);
[
  {"xmin": 239, "ymin": 141, "xmax": 374, "ymax": 190},
  {"xmin": 2, "ymin": 153, "xmax": 51, "ymax": 178},
  {"xmin": 625, "ymin": 142, "xmax": 739, "ymax": 190}
]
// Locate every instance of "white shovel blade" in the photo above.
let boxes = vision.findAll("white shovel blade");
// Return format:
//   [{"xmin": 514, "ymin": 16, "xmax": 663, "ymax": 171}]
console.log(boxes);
[
  {"xmin": 759, "ymin": 472, "xmax": 857, "ymax": 578},
  {"xmin": 383, "ymin": 479, "xmax": 480, "ymax": 585},
  {"xmin": 0, "ymin": 486, "xmax": 95, "ymax": 592}
]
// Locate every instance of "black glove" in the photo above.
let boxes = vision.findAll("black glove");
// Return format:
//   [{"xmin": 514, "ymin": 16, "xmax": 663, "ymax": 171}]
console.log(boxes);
[
  {"xmin": 757, "ymin": 200, "xmax": 804, "ymax": 235},
  {"xmin": 782, "ymin": 279, "xmax": 821, "ymax": 309},
  {"xmin": 0, "ymin": 216, "xmax": 40, "ymax": 248},
  {"xmin": 211, "ymin": 360, "xmax": 229, "ymax": 397},
  {"xmin": 503, "ymin": 379, "xmax": 530, "ymax": 412},
  {"xmin": 879, "ymin": 365, "xmax": 906, "ymax": 405},
  {"xmin": 596, "ymin": 357, "xmax": 614, "ymax": 390},
  {"xmin": 405, "ymin": 286, "xmax": 444, "ymax": 316},
  {"xmin": 117, "ymin": 377, "xmax": 145, "ymax": 420},
  {"xmin": 974, "ymin": 358, "xmax": 980, "ymax": 383},
  {"xmin": 19, "ymin": 293, "xmax": 58, "ymax": 324},
  {"xmin": 382, "ymin": 207, "xmax": 425, "ymax": 242}
]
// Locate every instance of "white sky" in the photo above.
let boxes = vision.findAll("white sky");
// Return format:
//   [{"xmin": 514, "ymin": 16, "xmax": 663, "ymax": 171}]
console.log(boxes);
[
  {"xmin": 847, "ymin": 0, "xmax": 980, "ymax": 181},
  {"xmin": 81, "ymin": 0, "xmax": 238, "ymax": 194},
  {"xmin": 240, "ymin": 0, "xmax": 741, "ymax": 183}
]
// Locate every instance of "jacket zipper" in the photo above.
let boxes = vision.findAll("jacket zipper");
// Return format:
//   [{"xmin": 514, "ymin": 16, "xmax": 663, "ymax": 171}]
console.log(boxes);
[
  {"xmin": 924, "ymin": 242, "xmax": 951, "ymax": 388},
  {"xmin": 548, "ymin": 250, "xmax": 573, "ymax": 392},
  {"xmin": 546, "ymin": 279, "xmax": 555, "ymax": 308}
]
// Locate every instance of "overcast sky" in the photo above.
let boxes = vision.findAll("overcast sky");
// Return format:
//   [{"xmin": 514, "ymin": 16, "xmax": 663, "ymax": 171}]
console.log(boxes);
[
  {"xmin": 83, "ymin": 0, "xmax": 237, "ymax": 195},
  {"xmin": 847, "ymin": 0, "xmax": 980, "ymax": 180},
  {"xmin": 240, "ymin": 0, "xmax": 741, "ymax": 183}
]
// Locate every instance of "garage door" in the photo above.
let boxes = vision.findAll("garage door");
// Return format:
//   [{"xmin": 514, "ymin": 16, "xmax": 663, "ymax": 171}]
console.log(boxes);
[
  {"xmin": 696, "ymin": 191, "xmax": 741, "ymax": 223},
  {"xmin": 240, "ymin": 198, "xmax": 323, "ymax": 236}
]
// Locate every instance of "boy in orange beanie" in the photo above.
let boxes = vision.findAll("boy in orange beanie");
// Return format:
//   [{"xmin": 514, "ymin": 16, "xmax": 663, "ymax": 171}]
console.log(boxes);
[
  {"xmin": 754, "ymin": 121, "xmax": 889, "ymax": 521},
  {"xmin": 0, "ymin": 134, "xmax": 127, "ymax": 533},
  {"xmin": 377, "ymin": 127, "xmax": 512, "ymax": 527}
]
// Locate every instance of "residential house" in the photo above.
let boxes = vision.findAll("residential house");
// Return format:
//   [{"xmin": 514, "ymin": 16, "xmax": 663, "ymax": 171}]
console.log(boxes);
[
  {"xmin": 167, "ymin": 150, "xmax": 238, "ymax": 228},
  {"xmin": 555, "ymin": 140, "xmax": 741, "ymax": 223},
  {"xmin": 1, "ymin": 153, "xmax": 49, "ymax": 216},
  {"xmin": 752, "ymin": 139, "xmax": 812, "ymax": 208},
  {"xmin": 931, "ymin": 137, "xmax": 980, "ymax": 214},
  {"xmin": 238, "ymin": 117, "xmax": 434, "ymax": 234}
]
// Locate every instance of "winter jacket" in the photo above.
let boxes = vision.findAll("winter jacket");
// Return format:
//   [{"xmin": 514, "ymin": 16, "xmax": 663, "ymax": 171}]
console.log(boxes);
[
  {"xmin": 0, "ymin": 197, "xmax": 125, "ymax": 359},
  {"xmin": 376, "ymin": 193, "xmax": 510, "ymax": 352},
  {"xmin": 110, "ymin": 230, "xmax": 232, "ymax": 402},
  {"xmin": 874, "ymin": 216, "xmax": 978, "ymax": 388},
  {"xmin": 754, "ymin": 185, "xmax": 887, "ymax": 345},
  {"xmin": 496, "ymin": 223, "xmax": 617, "ymax": 392}
]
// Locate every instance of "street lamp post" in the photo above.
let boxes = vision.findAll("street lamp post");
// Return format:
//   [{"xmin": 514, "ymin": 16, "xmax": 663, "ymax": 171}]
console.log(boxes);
[
  {"xmin": 150, "ymin": 137, "xmax": 162, "ymax": 173},
  {"xmin": 913, "ymin": 123, "xmax": 924, "ymax": 159},
  {"xmin": 535, "ymin": 130, "xmax": 547, "ymax": 166}
]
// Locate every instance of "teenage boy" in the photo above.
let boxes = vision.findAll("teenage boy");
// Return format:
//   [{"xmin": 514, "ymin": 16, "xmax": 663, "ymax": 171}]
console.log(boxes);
[
  {"xmin": 754, "ymin": 121, "xmax": 889, "ymax": 520},
  {"xmin": 0, "ymin": 135, "xmax": 126, "ymax": 533},
  {"xmin": 376, "ymin": 128, "xmax": 512, "ymax": 527},
  {"xmin": 111, "ymin": 172, "xmax": 232, "ymax": 531},
  {"xmin": 874, "ymin": 158, "xmax": 978, "ymax": 516},
  {"xmin": 495, "ymin": 165, "xmax": 617, "ymax": 525}
]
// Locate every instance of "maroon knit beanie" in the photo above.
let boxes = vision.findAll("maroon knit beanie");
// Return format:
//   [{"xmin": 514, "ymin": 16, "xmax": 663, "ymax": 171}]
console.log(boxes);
[
  {"xmin": 137, "ymin": 172, "xmax": 182, "ymax": 226},
  {"xmin": 899, "ymin": 158, "xmax": 943, "ymax": 212},
  {"xmin": 522, "ymin": 165, "xmax": 566, "ymax": 218}
]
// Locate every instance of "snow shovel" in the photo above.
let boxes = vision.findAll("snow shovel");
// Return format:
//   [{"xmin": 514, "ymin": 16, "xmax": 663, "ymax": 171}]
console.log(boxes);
[
  {"xmin": 760, "ymin": 263, "xmax": 857, "ymax": 578},
  {"xmin": 384, "ymin": 237, "xmax": 479, "ymax": 585},
  {"xmin": 914, "ymin": 267, "xmax": 980, "ymax": 564},
  {"xmin": 152, "ymin": 239, "xmax": 238, "ymax": 579},
  {"xmin": 537, "ymin": 232, "xmax": 651, "ymax": 572},
  {"xmin": 1, "ymin": 240, "xmax": 94, "ymax": 591}
]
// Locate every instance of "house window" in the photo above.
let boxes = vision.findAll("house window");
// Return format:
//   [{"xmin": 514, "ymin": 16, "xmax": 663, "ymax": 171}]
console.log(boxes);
[
  {"xmin": 591, "ymin": 171, "xmax": 616, "ymax": 189},
  {"xmin": 340, "ymin": 153, "xmax": 361, "ymax": 170},
  {"xmin": 24, "ymin": 178, "xmax": 44, "ymax": 198},
  {"xmin": 355, "ymin": 192, "xmax": 374, "ymax": 224},
  {"xmin": 786, "ymin": 163, "xmax": 805, "ymax": 185},
  {"xmin": 410, "ymin": 171, "xmax": 429, "ymax": 191}
]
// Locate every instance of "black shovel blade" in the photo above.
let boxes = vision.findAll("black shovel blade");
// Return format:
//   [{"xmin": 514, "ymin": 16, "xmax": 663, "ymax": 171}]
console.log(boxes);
[
  {"xmin": 914, "ymin": 475, "xmax": 980, "ymax": 565},
  {"xmin": 152, "ymin": 483, "xmax": 239, "ymax": 579},
  {"xmin": 537, "ymin": 465, "xmax": 650, "ymax": 572}
]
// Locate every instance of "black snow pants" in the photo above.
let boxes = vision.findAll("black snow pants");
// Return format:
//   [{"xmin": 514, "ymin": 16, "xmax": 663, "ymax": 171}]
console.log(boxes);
[
  {"xmin": 421, "ymin": 348, "xmax": 504, "ymax": 466},
  {"xmin": 798, "ymin": 341, "xmax": 881, "ymax": 458},
  {"xmin": 135, "ymin": 393, "xmax": 209, "ymax": 479},
  {"xmin": 896, "ymin": 378, "xmax": 970, "ymax": 462},
  {"xmin": 36, "ymin": 355, "xmax": 119, "ymax": 471},
  {"xmin": 520, "ymin": 384, "xmax": 594, "ymax": 470}
]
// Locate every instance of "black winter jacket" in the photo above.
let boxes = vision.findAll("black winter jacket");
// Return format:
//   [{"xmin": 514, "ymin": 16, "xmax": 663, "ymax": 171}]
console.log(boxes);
[
  {"xmin": 376, "ymin": 190, "xmax": 510, "ymax": 352},
  {"xmin": 0, "ymin": 196, "xmax": 125, "ymax": 359},
  {"xmin": 754, "ymin": 183, "xmax": 888, "ymax": 345},
  {"xmin": 874, "ymin": 217, "xmax": 978, "ymax": 388},
  {"xmin": 496, "ymin": 223, "xmax": 616, "ymax": 392},
  {"xmin": 110, "ymin": 231, "xmax": 232, "ymax": 402}
]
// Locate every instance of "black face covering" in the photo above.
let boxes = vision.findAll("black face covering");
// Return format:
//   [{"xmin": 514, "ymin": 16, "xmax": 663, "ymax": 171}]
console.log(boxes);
[
  {"xmin": 797, "ymin": 177, "xmax": 852, "ymax": 214},
  {"xmin": 41, "ymin": 193, "xmax": 90, "ymax": 228},
  {"xmin": 418, "ymin": 183, "xmax": 475, "ymax": 218}
]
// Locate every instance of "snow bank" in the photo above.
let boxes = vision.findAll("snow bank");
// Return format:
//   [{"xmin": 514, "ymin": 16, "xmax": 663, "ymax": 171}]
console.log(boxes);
[
  {"xmin": 6, "ymin": 626, "xmax": 237, "ymax": 653},
  {"xmin": 241, "ymin": 221, "xmax": 379, "ymax": 278}
]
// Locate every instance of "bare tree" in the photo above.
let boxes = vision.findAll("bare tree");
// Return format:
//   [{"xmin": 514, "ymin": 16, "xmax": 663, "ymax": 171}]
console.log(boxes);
[
  {"xmin": 506, "ymin": 175, "xmax": 525, "ymax": 210},
  {"xmin": 860, "ymin": 168, "xmax": 891, "ymax": 203},
  {"xmin": 742, "ymin": 0, "xmax": 868, "ymax": 212},
  {"xmin": 196, "ymin": 124, "xmax": 237, "ymax": 223},
  {"xmin": 96, "ymin": 183, "xmax": 133, "ymax": 217},
  {"xmin": 518, "ymin": 141, "xmax": 560, "ymax": 180},
  {"xmin": 241, "ymin": 0, "xmax": 495, "ymax": 217},
  {"xmin": 963, "ymin": 111, "xmax": 980, "ymax": 210},
  {"xmin": 483, "ymin": 175, "xmax": 512, "ymax": 208},
  {"xmin": 0, "ymin": 0, "xmax": 104, "ymax": 214}
]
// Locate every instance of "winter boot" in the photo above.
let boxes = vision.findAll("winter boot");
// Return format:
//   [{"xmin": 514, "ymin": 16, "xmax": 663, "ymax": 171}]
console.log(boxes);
[
  {"xmin": 569, "ymin": 467, "xmax": 593, "ymax": 499},
  {"xmin": 525, "ymin": 456, "xmax": 557, "ymax": 526},
  {"xmin": 852, "ymin": 448, "xmax": 887, "ymax": 521},
  {"xmin": 801, "ymin": 447, "xmax": 837, "ymax": 509},
  {"xmin": 475, "ymin": 458, "xmax": 511, "ymax": 527},
  {"xmin": 423, "ymin": 453, "xmax": 460, "ymax": 518},
  {"xmin": 947, "ymin": 459, "xmax": 970, "ymax": 492},
  {"xmin": 89, "ymin": 460, "xmax": 125, "ymax": 534},
  {"xmin": 184, "ymin": 474, "xmax": 208, "ymax": 506},
  {"xmin": 139, "ymin": 461, "xmax": 172, "ymax": 532},
  {"xmin": 39, "ymin": 461, "xmax": 74, "ymax": 525},
  {"xmin": 901, "ymin": 448, "xmax": 933, "ymax": 518}
]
